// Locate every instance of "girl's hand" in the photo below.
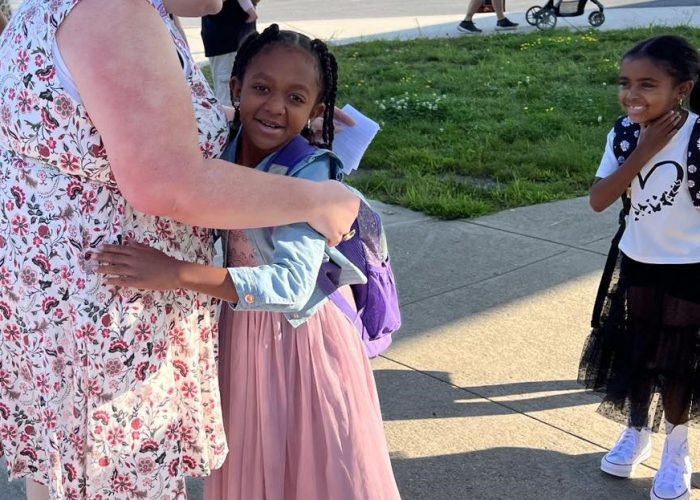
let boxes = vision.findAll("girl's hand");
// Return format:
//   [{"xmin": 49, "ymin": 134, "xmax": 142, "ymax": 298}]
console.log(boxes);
[
  {"xmin": 309, "ymin": 106, "xmax": 356, "ymax": 142},
  {"xmin": 637, "ymin": 110, "xmax": 684, "ymax": 160},
  {"xmin": 333, "ymin": 106, "xmax": 356, "ymax": 131},
  {"xmin": 93, "ymin": 242, "xmax": 183, "ymax": 291}
]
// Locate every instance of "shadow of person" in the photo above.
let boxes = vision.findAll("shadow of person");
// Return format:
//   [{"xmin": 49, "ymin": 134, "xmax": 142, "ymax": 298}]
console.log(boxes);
[
  {"xmin": 374, "ymin": 368, "xmax": 600, "ymax": 421},
  {"xmin": 391, "ymin": 447, "xmax": 654, "ymax": 500}
]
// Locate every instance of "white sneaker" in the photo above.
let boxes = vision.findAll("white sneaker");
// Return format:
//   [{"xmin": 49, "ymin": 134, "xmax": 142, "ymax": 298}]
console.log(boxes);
[
  {"xmin": 650, "ymin": 425, "xmax": 691, "ymax": 500},
  {"xmin": 601, "ymin": 427, "xmax": 652, "ymax": 478}
]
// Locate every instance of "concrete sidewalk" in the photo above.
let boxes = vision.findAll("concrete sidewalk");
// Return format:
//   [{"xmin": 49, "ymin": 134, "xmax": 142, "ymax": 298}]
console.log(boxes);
[{"xmin": 3, "ymin": 2, "xmax": 700, "ymax": 500}]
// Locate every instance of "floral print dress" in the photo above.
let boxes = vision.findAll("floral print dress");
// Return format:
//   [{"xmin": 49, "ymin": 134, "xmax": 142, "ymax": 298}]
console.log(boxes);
[{"xmin": 0, "ymin": 0, "xmax": 229, "ymax": 498}]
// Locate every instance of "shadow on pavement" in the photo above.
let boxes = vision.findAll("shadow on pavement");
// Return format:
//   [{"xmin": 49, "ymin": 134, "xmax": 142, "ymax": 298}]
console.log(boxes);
[
  {"xmin": 375, "ymin": 370, "xmax": 596, "ymax": 421},
  {"xmin": 391, "ymin": 447, "xmax": 653, "ymax": 500}
]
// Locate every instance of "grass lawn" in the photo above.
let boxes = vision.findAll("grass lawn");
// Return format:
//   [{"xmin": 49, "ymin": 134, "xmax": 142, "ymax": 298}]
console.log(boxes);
[{"xmin": 327, "ymin": 26, "xmax": 700, "ymax": 218}]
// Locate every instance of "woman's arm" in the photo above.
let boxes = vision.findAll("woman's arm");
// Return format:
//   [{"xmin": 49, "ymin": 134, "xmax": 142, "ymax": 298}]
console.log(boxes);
[
  {"xmin": 57, "ymin": 0, "xmax": 358, "ymax": 243},
  {"xmin": 163, "ymin": 0, "xmax": 223, "ymax": 16},
  {"xmin": 590, "ymin": 111, "xmax": 683, "ymax": 212}
]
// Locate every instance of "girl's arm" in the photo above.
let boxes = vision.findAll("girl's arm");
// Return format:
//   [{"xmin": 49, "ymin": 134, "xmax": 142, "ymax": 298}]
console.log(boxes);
[
  {"xmin": 0, "ymin": 11, "xmax": 8, "ymax": 34},
  {"xmin": 95, "ymin": 224, "xmax": 325, "ymax": 311},
  {"xmin": 590, "ymin": 111, "xmax": 683, "ymax": 212},
  {"xmin": 94, "ymin": 242, "xmax": 239, "ymax": 302},
  {"xmin": 57, "ymin": 0, "xmax": 358, "ymax": 244}
]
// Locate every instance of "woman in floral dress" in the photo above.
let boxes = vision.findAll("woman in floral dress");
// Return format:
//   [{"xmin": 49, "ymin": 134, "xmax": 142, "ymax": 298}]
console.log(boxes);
[{"xmin": 0, "ymin": 0, "xmax": 359, "ymax": 499}]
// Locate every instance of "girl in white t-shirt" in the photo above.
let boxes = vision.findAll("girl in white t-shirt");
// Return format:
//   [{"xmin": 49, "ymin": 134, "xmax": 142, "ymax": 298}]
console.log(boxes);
[{"xmin": 579, "ymin": 35, "xmax": 700, "ymax": 500}]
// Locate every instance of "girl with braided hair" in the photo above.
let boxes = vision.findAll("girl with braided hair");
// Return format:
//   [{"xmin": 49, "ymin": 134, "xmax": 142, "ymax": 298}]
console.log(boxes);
[{"xmin": 95, "ymin": 24, "xmax": 401, "ymax": 500}]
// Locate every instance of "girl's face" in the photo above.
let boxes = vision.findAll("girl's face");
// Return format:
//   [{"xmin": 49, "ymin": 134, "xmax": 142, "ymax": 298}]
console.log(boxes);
[
  {"xmin": 232, "ymin": 45, "xmax": 324, "ymax": 164},
  {"xmin": 618, "ymin": 56, "xmax": 693, "ymax": 124}
]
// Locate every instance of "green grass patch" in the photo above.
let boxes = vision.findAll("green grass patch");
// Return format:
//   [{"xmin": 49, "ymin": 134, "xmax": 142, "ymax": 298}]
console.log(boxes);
[{"xmin": 329, "ymin": 26, "xmax": 700, "ymax": 218}]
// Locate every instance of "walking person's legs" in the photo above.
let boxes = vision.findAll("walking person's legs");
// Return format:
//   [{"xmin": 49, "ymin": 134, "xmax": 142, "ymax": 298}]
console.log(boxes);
[
  {"xmin": 209, "ymin": 52, "xmax": 237, "ymax": 106},
  {"xmin": 457, "ymin": 0, "xmax": 518, "ymax": 33}
]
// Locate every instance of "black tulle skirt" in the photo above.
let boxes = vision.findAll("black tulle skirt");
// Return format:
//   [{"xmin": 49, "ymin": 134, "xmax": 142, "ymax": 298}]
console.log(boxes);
[{"xmin": 578, "ymin": 246, "xmax": 700, "ymax": 431}]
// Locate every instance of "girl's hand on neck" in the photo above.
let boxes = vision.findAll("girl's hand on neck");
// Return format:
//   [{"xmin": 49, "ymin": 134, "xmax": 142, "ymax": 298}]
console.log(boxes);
[{"xmin": 637, "ymin": 109, "xmax": 684, "ymax": 160}]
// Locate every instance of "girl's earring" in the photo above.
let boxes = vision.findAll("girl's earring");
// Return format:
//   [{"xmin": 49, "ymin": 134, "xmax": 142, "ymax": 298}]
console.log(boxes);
[
  {"xmin": 233, "ymin": 100, "xmax": 240, "ymax": 111},
  {"xmin": 307, "ymin": 119, "xmax": 312, "ymax": 129}
]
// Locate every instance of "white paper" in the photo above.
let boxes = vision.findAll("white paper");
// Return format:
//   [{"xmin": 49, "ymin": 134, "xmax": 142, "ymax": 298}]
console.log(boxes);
[{"xmin": 333, "ymin": 104, "xmax": 380, "ymax": 175}]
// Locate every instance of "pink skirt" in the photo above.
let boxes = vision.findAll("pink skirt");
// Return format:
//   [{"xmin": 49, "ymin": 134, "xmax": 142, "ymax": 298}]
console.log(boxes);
[{"xmin": 204, "ymin": 300, "xmax": 401, "ymax": 500}]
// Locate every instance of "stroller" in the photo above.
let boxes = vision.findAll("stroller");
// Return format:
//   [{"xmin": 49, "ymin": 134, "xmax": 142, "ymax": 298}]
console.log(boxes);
[{"xmin": 526, "ymin": 0, "xmax": 605, "ymax": 30}]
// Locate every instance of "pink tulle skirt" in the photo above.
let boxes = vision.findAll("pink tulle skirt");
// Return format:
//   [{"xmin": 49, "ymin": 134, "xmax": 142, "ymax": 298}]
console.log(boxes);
[{"xmin": 204, "ymin": 300, "xmax": 401, "ymax": 500}]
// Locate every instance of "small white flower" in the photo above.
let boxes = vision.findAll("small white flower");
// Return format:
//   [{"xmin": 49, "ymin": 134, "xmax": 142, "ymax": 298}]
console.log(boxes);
[
  {"xmin": 621, "ymin": 140, "xmax": 630, "ymax": 152},
  {"xmin": 622, "ymin": 117, "xmax": 631, "ymax": 127},
  {"xmin": 634, "ymin": 130, "xmax": 640, "ymax": 138},
  {"xmin": 689, "ymin": 165, "xmax": 697, "ymax": 174},
  {"xmin": 689, "ymin": 180, "xmax": 695, "ymax": 188}
]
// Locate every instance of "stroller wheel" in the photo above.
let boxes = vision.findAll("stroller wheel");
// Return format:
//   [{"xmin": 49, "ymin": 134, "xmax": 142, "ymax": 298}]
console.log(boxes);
[
  {"xmin": 535, "ymin": 8, "xmax": 557, "ymax": 30},
  {"xmin": 588, "ymin": 11, "xmax": 605, "ymax": 27},
  {"xmin": 525, "ymin": 6, "xmax": 541, "ymax": 26}
]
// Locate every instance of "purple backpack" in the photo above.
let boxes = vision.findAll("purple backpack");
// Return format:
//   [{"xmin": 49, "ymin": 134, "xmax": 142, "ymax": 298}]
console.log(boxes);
[{"xmin": 266, "ymin": 136, "xmax": 401, "ymax": 358}]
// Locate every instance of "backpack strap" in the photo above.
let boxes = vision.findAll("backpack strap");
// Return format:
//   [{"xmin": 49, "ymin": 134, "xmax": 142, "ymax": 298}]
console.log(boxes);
[
  {"xmin": 328, "ymin": 289, "xmax": 360, "ymax": 323},
  {"xmin": 688, "ymin": 115, "xmax": 700, "ymax": 203},
  {"xmin": 262, "ymin": 135, "xmax": 317, "ymax": 174},
  {"xmin": 592, "ymin": 116, "xmax": 637, "ymax": 327},
  {"xmin": 263, "ymin": 135, "xmax": 344, "ymax": 181},
  {"xmin": 611, "ymin": 116, "xmax": 640, "ymax": 165}
]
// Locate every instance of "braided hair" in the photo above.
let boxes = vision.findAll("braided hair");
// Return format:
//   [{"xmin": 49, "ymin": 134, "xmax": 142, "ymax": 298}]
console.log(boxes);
[
  {"xmin": 624, "ymin": 35, "xmax": 700, "ymax": 113},
  {"xmin": 229, "ymin": 24, "xmax": 338, "ymax": 149}
]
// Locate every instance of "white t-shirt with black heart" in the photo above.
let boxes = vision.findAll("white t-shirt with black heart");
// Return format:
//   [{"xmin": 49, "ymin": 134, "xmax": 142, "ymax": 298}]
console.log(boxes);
[{"xmin": 596, "ymin": 111, "xmax": 700, "ymax": 264}]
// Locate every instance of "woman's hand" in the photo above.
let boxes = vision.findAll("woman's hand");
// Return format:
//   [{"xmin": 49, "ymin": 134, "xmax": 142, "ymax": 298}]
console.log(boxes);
[
  {"xmin": 94, "ymin": 242, "xmax": 183, "ymax": 290},
  {"xmin": 310, "ymin": 181, "xmax": 360, "ymax": 246}
]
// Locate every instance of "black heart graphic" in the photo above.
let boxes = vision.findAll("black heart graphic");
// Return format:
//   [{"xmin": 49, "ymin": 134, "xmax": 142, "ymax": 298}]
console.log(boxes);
[
  {"xmin": 633, "ymin": 160, "xmax": 683, "ymax": 218},
  {"xmin": 637, "ymin": 160, "xmax": 683, "ymax": 189}
]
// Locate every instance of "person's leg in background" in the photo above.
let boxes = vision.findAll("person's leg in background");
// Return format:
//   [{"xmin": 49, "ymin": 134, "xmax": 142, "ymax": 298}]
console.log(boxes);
[
  {"xmin": 457, "ymin": 0, "xmax": 519, "ymax": 34},
  {"xmin": 209, "ymin": 52, "xmax": 237, "ymax": 107}
]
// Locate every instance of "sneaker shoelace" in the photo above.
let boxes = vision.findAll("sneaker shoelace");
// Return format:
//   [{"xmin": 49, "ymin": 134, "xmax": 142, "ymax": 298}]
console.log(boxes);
[
  {"xmin": 613, "ymin": 428, "xmax": 640, "ymax": 459},
  {"xmin": 656, "ymin": 450, "xmax": 688, "ymax": 486}
]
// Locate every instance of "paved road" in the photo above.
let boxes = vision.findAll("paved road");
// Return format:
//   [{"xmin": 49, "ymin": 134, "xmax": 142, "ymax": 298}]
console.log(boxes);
[{"xmin": 174, "ymin": 0, "xmax": 698, "ymax": 24}]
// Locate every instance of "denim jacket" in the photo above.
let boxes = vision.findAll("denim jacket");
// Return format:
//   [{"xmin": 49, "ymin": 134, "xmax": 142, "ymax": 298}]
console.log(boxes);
[{"xmin": 220, "ymin": 135, "xmax": 366, "ymax": 327}]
